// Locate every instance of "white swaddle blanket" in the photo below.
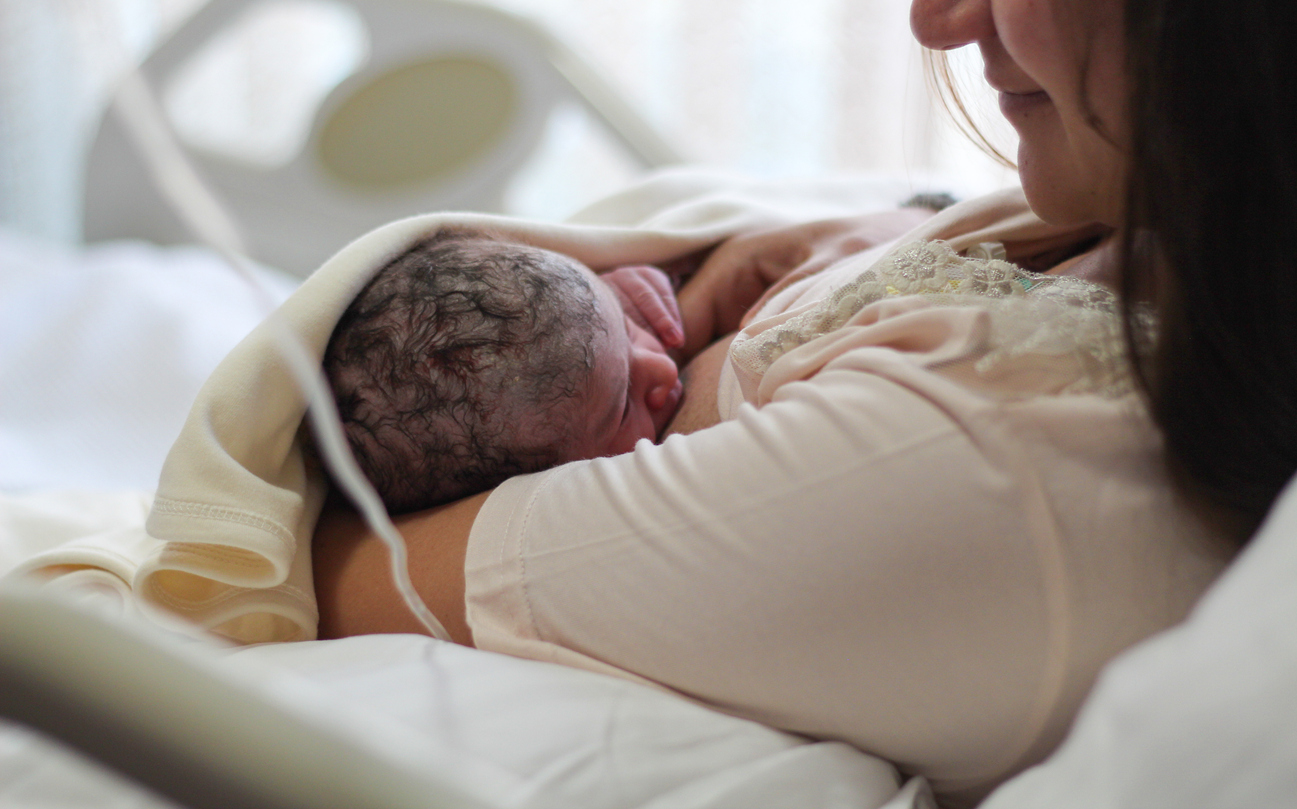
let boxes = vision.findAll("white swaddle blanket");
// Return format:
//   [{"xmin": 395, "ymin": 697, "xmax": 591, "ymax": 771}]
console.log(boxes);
[{"xmin": 11, "ymin": 169, "xmax": 921, "ymax": 642}]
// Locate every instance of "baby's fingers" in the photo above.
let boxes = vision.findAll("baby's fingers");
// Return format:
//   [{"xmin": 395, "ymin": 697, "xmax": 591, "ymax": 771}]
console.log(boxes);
[
  {"xmin": 636, "ymin": 265, "xmax": 685, "ymax": 346},
  {"xmin": 606, "ymin": 266, "xmax": 685, "ymax": 348}
]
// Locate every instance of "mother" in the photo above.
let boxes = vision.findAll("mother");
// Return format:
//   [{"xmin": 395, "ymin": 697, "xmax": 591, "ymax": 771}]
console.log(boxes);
[{"xmin": 312, "ymin": 0, "xmax": 1296, "ymax": 805}]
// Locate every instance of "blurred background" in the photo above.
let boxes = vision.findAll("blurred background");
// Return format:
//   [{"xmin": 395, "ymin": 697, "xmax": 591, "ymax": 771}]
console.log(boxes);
[{"xmin": 0, "ymin": 0, "xmax": 1017, "ymax": 248}]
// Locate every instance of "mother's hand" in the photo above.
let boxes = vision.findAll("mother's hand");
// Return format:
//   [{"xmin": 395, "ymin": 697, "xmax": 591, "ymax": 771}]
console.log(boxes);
[{"xmin": 675, "ymin": 207, "xmax": 938, "ymax": 359}]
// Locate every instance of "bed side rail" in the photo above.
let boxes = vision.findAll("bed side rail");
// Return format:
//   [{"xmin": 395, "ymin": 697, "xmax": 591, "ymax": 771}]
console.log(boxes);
[{"xmin": 0, "ymin": 583, "xmax": 494, "ymax": 809}]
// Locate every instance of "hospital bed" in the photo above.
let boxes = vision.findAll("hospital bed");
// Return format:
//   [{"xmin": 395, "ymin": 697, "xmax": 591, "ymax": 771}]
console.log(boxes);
[
  {"xmin": 4, "ymin": 0, "xmax": 1297, "ymax": 807},
  {"xmin": 82, "ymin": 0, "xmax": 683, "ymax": 278}
]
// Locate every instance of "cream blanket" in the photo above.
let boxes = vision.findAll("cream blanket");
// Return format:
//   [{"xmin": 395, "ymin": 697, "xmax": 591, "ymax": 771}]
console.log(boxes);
[{"xmin": 11, "ymin": 169, "xmax": 921, "ymax": 642}]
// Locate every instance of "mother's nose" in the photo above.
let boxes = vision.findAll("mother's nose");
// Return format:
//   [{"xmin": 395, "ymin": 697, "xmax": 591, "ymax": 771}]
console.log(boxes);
[{"xmin": 910, "ymin": 0, "xmax": 995, "ymax": 51}]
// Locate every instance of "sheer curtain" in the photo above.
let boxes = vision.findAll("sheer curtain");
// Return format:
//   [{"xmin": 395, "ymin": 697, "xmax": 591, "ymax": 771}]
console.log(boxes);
[
  {"xmin": 496, "ymin": 0, "xmax": 1016, "ymax": 203},
  {"xmin": 0, "ymin": 0, "xmax": 1017, "ymax": 242}
]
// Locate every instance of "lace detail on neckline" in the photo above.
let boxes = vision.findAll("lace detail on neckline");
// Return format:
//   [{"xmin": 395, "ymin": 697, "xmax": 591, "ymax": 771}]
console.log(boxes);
[{"xmin": 730, "ymin": 240, "xmax": 1146, "ymax": 399}]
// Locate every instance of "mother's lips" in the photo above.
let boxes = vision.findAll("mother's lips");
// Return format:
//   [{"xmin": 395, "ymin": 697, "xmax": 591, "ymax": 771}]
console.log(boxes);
[{"xmin": 998, "ymin": 90, "xmax": 1050, "ymax": 116}]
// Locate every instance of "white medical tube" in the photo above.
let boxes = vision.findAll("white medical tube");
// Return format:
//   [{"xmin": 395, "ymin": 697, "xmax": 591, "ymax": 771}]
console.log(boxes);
[{"xmin": 110, "ymin": 70, "xmax": 453, "ymax": 644}]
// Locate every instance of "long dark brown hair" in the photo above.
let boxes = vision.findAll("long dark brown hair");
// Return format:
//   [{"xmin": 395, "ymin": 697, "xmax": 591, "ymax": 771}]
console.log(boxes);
[{"xmin": 1121, "ymin": 0, "xmax": 1297, "ymax": 541}]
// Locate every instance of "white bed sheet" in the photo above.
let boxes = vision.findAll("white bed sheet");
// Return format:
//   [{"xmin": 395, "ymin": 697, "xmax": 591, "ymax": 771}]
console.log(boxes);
[
  {"xmin": 0, "ymin": 228, "xmax": 920, "ymax": 808},
  {"xmin": 0, "ymin": 620, "xmax": 910, "ymax": 809},
  {"xmin": 229, "ymin": 635, "xmax": 906, "ymax": 809}
]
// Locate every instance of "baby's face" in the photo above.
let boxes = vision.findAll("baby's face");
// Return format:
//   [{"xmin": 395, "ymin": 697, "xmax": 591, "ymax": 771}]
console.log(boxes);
[{"xmin": 562, "ymin": 265, "xmax": 682, "ymax": 460}]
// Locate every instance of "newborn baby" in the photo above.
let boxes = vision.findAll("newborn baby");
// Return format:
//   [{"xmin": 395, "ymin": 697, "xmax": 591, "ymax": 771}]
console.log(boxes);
[{"xmin": 323, "ymin": 227, "xmax": 683, "ymax": 514}]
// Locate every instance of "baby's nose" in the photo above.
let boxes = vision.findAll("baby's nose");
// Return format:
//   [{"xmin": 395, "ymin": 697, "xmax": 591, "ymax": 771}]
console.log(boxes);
[{"xmin": 638, "ymin": 347, "xmax": 680, "ymax": 412}]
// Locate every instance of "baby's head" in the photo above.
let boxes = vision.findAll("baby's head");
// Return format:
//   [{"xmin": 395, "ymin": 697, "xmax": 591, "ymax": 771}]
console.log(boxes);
[{"xmin": 323, "ymin": 228, "xmax": 680, "ymax": 514}]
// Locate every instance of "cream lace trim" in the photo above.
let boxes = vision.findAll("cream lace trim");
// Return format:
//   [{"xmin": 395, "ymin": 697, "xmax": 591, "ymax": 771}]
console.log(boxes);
[{"xmin": 730, "ymin": 240, "xmax": 1145, "ymax": 398}]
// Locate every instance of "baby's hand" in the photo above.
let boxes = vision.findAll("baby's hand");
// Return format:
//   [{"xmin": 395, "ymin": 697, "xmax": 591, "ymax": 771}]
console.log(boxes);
[{"xmin": 602, "ymin": 265, "xmax": 685, "ymax": 349}]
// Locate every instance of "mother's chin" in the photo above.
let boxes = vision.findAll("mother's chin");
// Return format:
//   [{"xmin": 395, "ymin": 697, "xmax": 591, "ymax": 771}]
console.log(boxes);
[{"xmin": 1014, "ymin": 139, "xmax": 1127, "ymax": 230}]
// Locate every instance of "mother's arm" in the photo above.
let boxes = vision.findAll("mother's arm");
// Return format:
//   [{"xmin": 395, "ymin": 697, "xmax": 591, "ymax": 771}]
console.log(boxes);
[
  {"xmin": 314, "ymin": 205, "xmax": 936, "ymax": 641},
  {"xmin": 314, "ymin": 490, "xmax": 487, "ymax": 644}
]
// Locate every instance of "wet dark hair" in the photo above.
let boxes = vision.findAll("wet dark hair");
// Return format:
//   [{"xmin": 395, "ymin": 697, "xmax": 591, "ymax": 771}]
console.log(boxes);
[
  {"xmin": 1120, "ymin": 0, "xmax": 1297, "ymax": 540},
  {"xmin": 323, "ymin": 228, "xmax": 602, "ymax": 514}
]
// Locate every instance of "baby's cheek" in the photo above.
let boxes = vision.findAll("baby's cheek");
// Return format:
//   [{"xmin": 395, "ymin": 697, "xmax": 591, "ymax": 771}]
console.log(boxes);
[{"xmin": 609, "ymin": 426, "xmax": 649, "ymax": 458}]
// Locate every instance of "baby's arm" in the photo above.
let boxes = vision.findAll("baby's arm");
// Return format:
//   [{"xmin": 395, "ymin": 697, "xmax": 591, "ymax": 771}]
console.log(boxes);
[{"xmin": 602, "ymin": 265, "xmax": 685, "ymax": 350}]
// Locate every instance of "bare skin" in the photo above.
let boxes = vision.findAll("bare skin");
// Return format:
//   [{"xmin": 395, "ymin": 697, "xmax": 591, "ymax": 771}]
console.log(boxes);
[
  {"xmin": 662, "ymin": 333, "xmax": 736, "ymax": 437},
  {"xmin": 314, "ymin": 490, "xmax": 486, "ymax": 644}
]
